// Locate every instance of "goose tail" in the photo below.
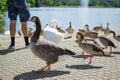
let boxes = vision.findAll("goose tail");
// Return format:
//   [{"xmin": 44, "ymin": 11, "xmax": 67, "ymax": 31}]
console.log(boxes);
[{"xmin": 65, "ymin": 49, "xmax": 76, "ymax": 55}]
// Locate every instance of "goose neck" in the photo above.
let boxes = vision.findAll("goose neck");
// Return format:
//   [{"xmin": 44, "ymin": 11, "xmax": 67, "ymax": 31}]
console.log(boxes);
[{"xmin": 31, "ymin": 21, "xmax": 41, "ymax": 43}]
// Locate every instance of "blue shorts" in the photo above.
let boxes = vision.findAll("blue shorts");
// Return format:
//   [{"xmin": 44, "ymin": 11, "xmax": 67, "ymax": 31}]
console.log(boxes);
[{"xmin": 7, "ymin": 1, "xmax": 30, "ymax": 22}]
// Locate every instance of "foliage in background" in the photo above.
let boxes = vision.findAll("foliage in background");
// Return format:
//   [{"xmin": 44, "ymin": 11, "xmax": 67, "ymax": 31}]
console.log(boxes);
[
  {"xmin": 0, "ymin": 0, "xmax": 7, "ymax": 33},
  {"xmin": 89, "ymin": 0, "xmax": 120, "ymax": 7},
  {"xmin": 27, "ymin": 0, "xmax": 120, "ymax": 7},
  {"xmin": 0, "ymin": 0, "xmax": 114, "ymax": 7}
]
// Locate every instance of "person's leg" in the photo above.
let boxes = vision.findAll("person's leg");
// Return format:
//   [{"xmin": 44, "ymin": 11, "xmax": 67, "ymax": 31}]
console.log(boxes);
[
  {"xmin": 9, "ymin": 20, "xmax": 16, "ymax": 48},
  {"xmin": 21, "ymin": 22, "xmax": 29, "ymax": 46},
  {"xmin": 7, "ymin": 3, "xmax": 18, "ymax": 49},
  {"xmin": 19, "ymin": 6, "xmax": 30, "ymax": 47}
]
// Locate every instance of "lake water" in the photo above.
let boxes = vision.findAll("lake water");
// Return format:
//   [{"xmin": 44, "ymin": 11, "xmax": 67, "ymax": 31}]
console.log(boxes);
[{"xmin": 5, "ymin": 7, "xmax": 120, "ymax": 31}]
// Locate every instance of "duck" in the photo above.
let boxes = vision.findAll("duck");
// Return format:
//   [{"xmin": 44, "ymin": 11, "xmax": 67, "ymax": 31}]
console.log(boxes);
[
  {"xmin": 110, "ymin": 30, "xmax": 120, "ymax": 42},
  {"xmin": 30, "ymin": 16, "xmax": 76, "ymax": 72},
  {"xmin": 65, "ymin": 22, "xmax": 74, "ymax": 36},
  {"xmin": 43, "ymin": 24, "xmax": 64, "ymax": 43},
  {"xmin": 104, "ymin": 23, "xmax": 111, "ymax": 36},
  {"xmin": 75, "ymin": 32, "xmax": 104, "ymax": 65},
  {"xmin": 83, "ymin": 24, "xmax": 99, "ymax": 40},
  {"xmin": 79, "ymin": 26, "xmax": 99, "ymax": 45},
  {"xmin": 93, "ymin": 24, "xmax": 104, "ymax": 32},
  {"xmin": 98, "ymin": 36, "xmax": 117, "ymax": 55}
]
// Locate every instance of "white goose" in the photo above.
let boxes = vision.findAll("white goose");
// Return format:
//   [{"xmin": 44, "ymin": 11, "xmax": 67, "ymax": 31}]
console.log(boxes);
[{"xmin": 43, "ymin": 19, "xmax": 64, "ymax": 43}]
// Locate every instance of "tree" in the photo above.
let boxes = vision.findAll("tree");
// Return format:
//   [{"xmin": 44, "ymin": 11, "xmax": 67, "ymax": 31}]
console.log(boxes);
[{"xmin": 0, "ymin": 0, "xmax": 7, "ymax": 33}]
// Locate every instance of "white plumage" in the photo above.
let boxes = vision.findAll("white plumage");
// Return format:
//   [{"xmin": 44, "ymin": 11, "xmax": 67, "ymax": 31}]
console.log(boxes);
[{"xmin": 43, "ymin": 24, "xmax": 64, "ymax": 43}]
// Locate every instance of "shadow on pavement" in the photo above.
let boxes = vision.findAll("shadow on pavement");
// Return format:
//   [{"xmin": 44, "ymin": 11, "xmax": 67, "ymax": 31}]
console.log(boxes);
[
  {"xmin": 112, "ymin": 51, "xmax": 120, "ymax": 55},
  {"xmin": 66, "ymin": 64, "xmax": 103, "ymax": 70},
  {"xmin": 72, "ymin": 55, "xmax": 88, "ymax": 58},
  {"xmin": 0, "ymin": 47, "xmax": 28, "ymax": 55},
  {"xmin": 72, "ymin": 53, "xmax": 114, "ymax": 58},
  {"xmin": 14, "ymin": 70, "xmax": 70, "ymax": 80}
]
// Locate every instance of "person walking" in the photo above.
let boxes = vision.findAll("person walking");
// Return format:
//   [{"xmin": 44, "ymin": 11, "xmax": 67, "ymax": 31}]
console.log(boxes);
[{"xmin": 7, "ymin": 0, "xmax": 30, "ymax": 49}]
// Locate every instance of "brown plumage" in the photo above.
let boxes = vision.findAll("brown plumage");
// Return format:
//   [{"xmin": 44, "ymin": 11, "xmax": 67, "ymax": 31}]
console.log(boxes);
[
  {"xmin": 80, "ymin": 24, "xmax": 99, "ymax": 40},
  {"xmin": 93, "ymin": 24, "xmax": 104, "ymax": 32},
  {"xmin": 110, "ymin": 30, "xmax": 120, "ymax": 42},
  {"xmin": 30, "ymin": 16, "xmax": 75, "ymax": 73},
  {"xmin": 56, "ymin": 27, "xmax": 66, "ymax": 33},
  {"xmin": 79, "ymin": 28, "xmax": 98, "ymax": 45},
  {"xmin": 66, "ymin": 22, "xmax": 74, "ymax": 36},
  {"xmin": 98, "ymin": 36, "xmax": 117, "ymax": 55},
  {"xmin": 76, "ymin": 32, "xmax": 104, "ymax": 65},
  {"xmin": 104, "ymin": 23, "xmax": 111, "ymax": 36}
]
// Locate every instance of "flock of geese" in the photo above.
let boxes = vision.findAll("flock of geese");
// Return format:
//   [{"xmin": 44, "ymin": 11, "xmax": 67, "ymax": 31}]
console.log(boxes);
[{"xmin": 18, "ymin": 16, "xmax": 120, "ymax": 73}]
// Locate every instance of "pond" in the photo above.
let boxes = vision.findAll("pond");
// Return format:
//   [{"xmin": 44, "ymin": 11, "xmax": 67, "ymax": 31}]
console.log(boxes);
[{"xmin": 5, "ymin": 7, "xmax": 120, "ymax": 31}]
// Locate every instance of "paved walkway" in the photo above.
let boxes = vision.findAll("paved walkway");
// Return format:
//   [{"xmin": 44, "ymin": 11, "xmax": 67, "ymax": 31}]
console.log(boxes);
[{"xmin": 0, "ymin": 34, "xmax": 120, "ymax": 80}]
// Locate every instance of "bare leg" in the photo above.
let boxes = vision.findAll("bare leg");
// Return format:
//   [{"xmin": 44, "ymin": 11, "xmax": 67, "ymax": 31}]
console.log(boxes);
[
  {"xmin": 21, "ymin": 22, "xmax": 29, "ymax": 46},
  {"xmin": 21, "ymin": 22, "xmax": 28, "ymax": 37},
  {"xmin": 9, "ymin": 20, "xmax": 16, "ymax": 48},
  {"xmin": 33, "ymin": 64, "xmax": 51, "ymax": 73},
  {"xmin": 10, "ymin": 20, "xmax": 16, "ymax": 37}
]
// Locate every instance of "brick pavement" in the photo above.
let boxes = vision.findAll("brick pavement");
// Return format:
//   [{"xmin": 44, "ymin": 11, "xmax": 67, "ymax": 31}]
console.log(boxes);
[{"xmin": 0, "ymin": 34, "xmax": 120, "ymax": 80}]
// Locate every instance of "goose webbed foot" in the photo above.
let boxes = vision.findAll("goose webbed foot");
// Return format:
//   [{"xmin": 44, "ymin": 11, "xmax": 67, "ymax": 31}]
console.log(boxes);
[
  {"xmin": 84, "ymin": 54, "xmax": 94, "ymax": 65},
  {"xmin": 32, "ymin": 65, "xmax": 50, "ymax": 73},
  {"xmin": 109, "ymin": 46, "xmax": 112, "ymax": 55}
]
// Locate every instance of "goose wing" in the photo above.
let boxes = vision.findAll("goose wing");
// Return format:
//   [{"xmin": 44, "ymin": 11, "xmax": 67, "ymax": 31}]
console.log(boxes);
[
  {"xmin": 34, "ymin": 40, "xmax": 75, "ymax": 56},
  {"xmin": 99, "ymin": 36, "xmax": 116, "ymax": 48}
]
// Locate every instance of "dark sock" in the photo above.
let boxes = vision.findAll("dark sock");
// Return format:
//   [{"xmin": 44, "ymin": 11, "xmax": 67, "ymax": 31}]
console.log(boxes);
[
  {"xmin": 10, "ymin": 37, "xmax": 15, "ymax": 46},
  {"xmin": 24, "ymin": 37, "xmax": 29, "ymax": 46}
]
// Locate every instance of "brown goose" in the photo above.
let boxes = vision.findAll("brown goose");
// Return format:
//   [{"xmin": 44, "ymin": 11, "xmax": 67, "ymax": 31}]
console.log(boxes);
[
  {"xmin": 93, "ymin": 24, "xmax": 104, "ymax": 32},
  {"xmin": 110, "ymin": 30, "xmax": 120, "ymax": 42},
  {"xmin": 82, "ymin": 24, "xmax": 98, "ymax": 40},
  {"xmin": 79, "ymin": 28, "xmax": 98, "ymax": 45},
  {"xmin": 30, "ymin": 16, "xmax": 75, "ymax": 73},
  {"xmin": 76, "ymin": 32, "xmax": 104, "ymax": 65},
  {"xmin": 98, "ymin": 36, "xmax": 117, "ymax": 55},
  {"xmin": 56, "ymin": 27, "xmax": 66, "ymax": 33},
  {"xmin": 66, "ymin": 22, "xmax": 74, "ymax": 36},
  {"xmin": 104, "ymin": 23, "xmax": 111, "ymax": 36}
]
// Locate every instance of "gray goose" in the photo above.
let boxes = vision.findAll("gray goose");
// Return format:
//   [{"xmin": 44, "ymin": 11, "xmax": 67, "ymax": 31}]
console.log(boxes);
[
  {"xmin": 110, "ymin": 30, "xmax": 120, "ymax": 42},
  {"xmin": 98, "ymin": 36, "xmax": 117, "ymax": 55},
  {"xmin": 30, "ymin": 16, "xmax": 75, "ymax": 73},
  {"xmin": 76, "ymin": 32, "xmax": 104, "ymax": 65}
]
